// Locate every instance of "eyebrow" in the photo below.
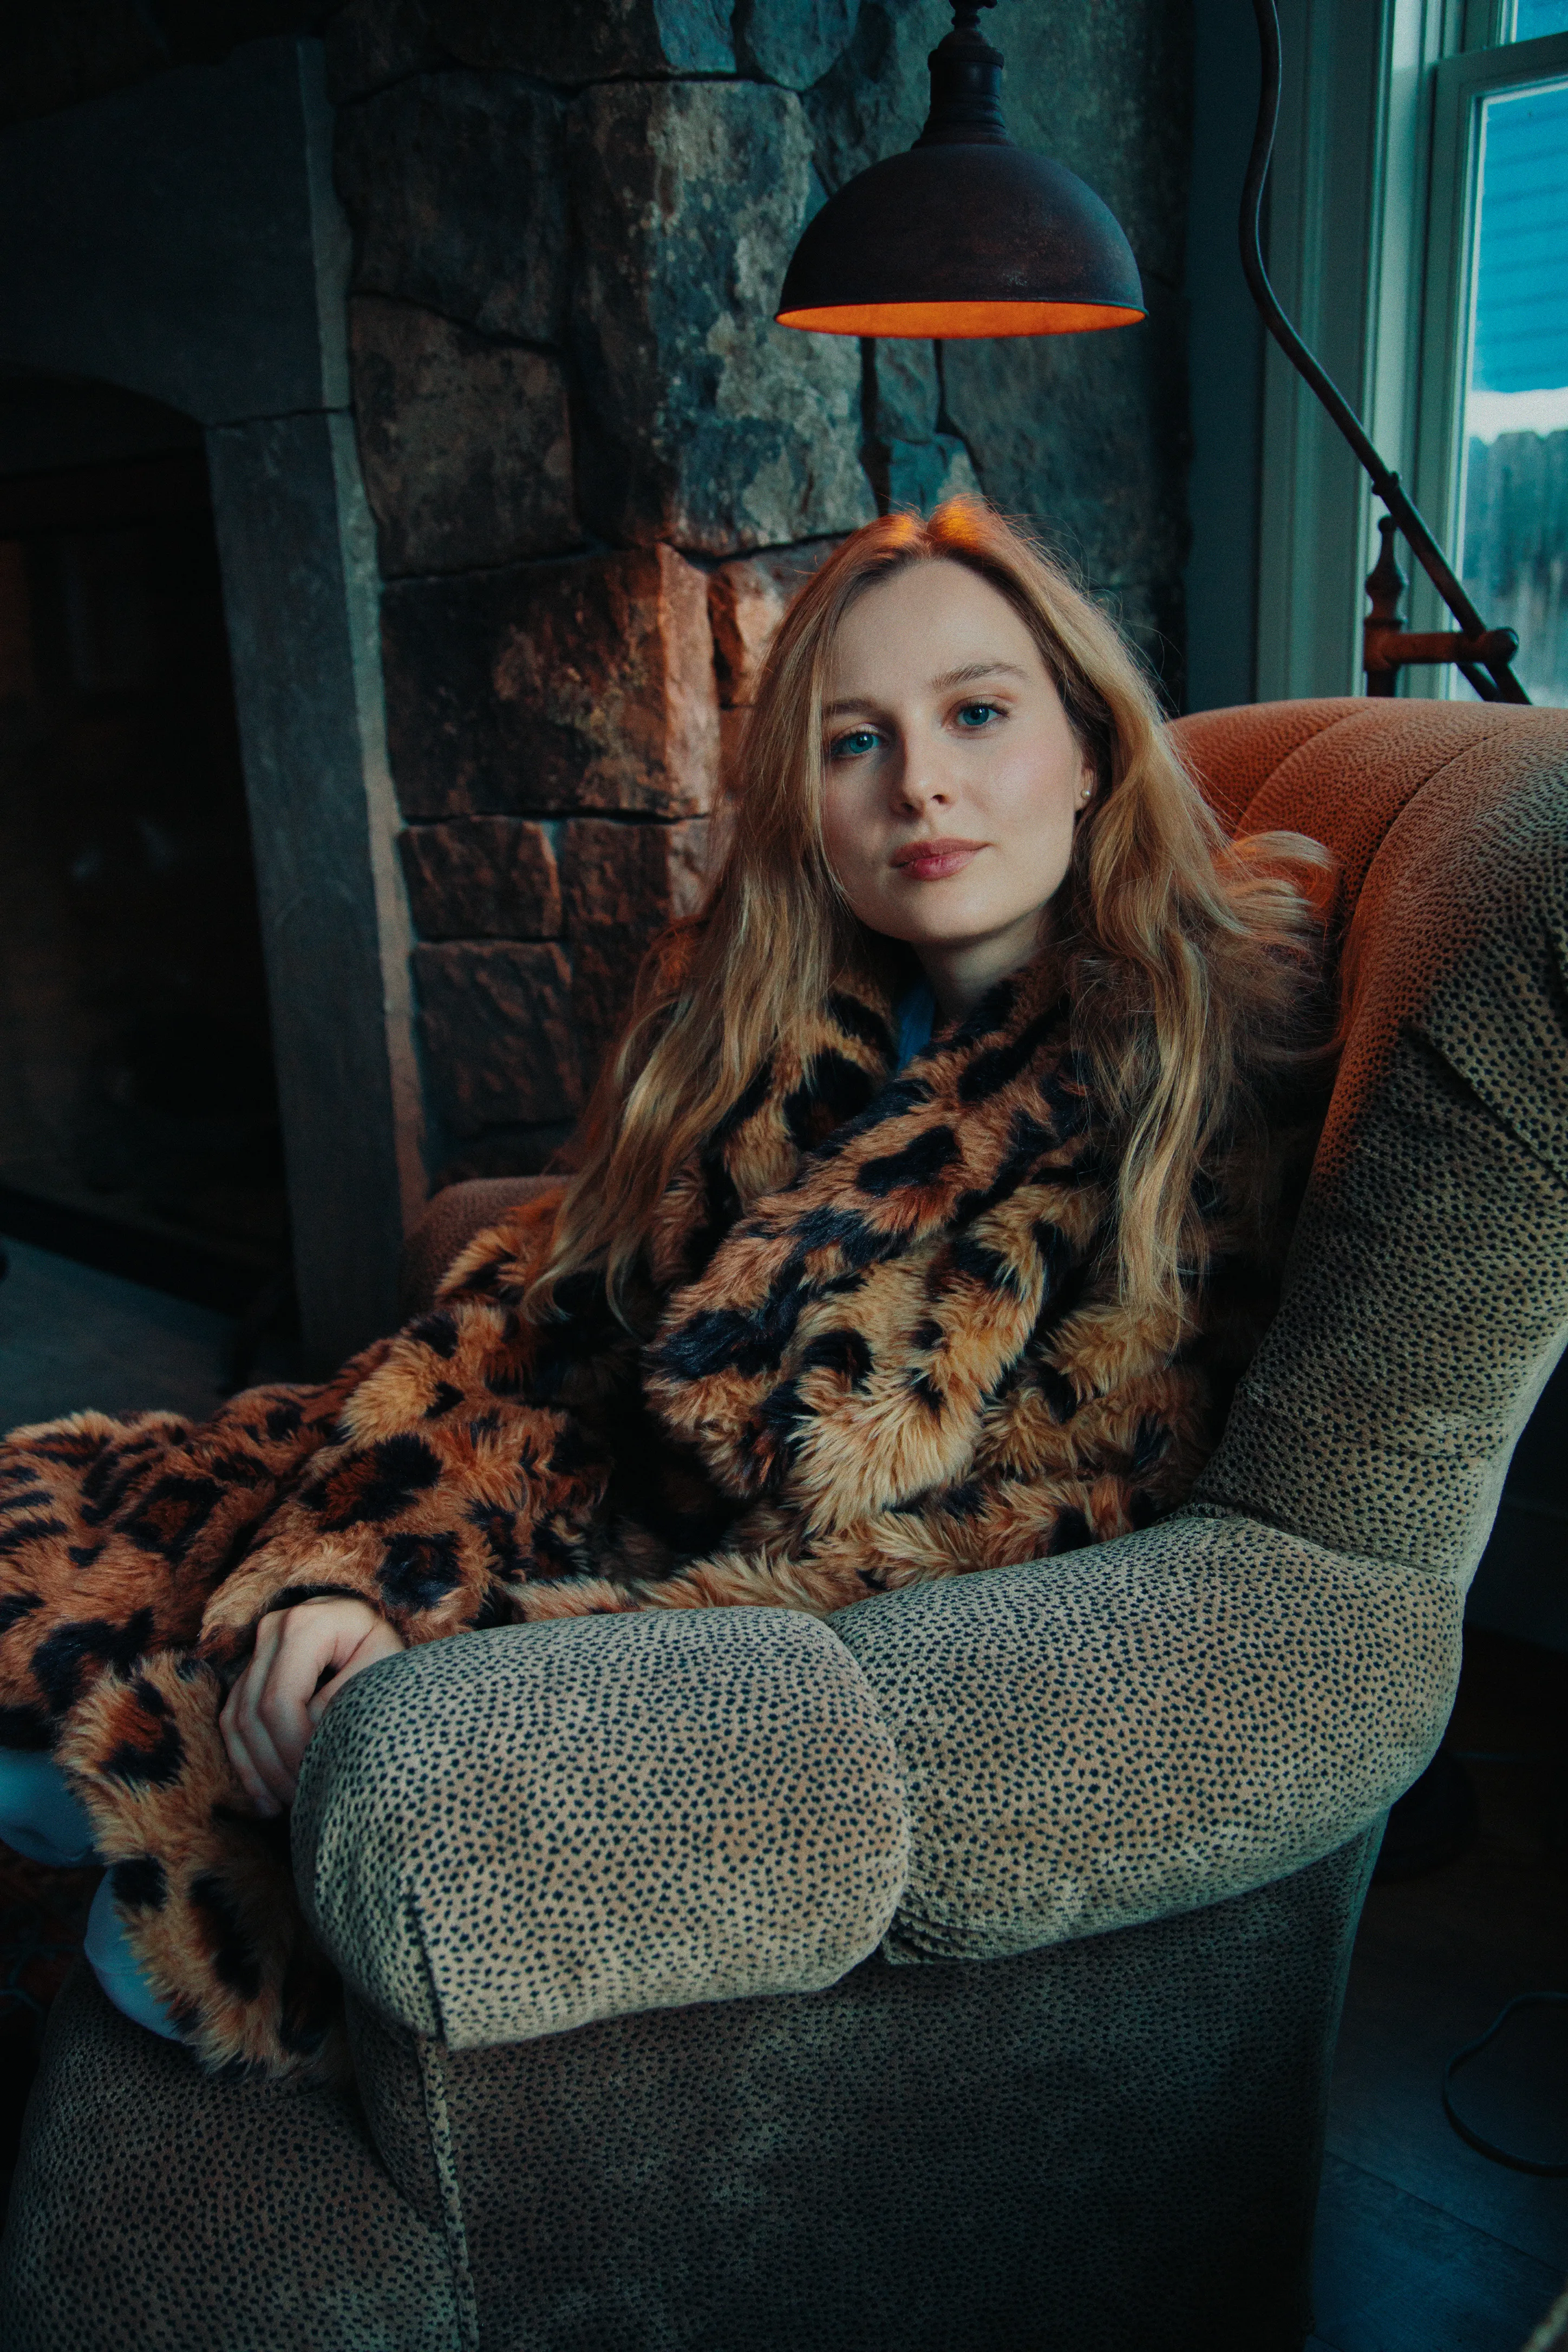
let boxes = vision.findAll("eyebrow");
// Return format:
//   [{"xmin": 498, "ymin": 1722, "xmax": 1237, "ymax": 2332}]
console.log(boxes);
[{"xmin": 822, "ymin": 660, "xmax": 1030, "ymax": 718}]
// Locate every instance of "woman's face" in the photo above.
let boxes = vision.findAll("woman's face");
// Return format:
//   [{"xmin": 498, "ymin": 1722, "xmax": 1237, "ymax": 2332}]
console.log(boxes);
[{"xmin": 819, "ymin": 559, "xmax": 1094, "ymax": 1015}]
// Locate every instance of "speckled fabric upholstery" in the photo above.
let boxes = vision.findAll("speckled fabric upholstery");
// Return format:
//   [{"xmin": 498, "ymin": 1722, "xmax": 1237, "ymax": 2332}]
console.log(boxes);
[
  {"xmin": 1180, "ymin": 701, "xmax": 1568, "ymax": 1580},
  {"xmin": 0, "ymin": 1961, "xmax": 456, "ymax": 2351},
  {"xmin": 335, "ymin": 1826, "xmax": 1379, "ymax": 2352},
  {"xmin": 293, "ymin": 1609, "xmax": 909, "ymax": 2047},
  {"xmin": 6, "ymin": 698, "xmax": 1564, "ymax": 2351},
  {"xmin": 834, "ymin": 1526, "xmax": 1452, "ymax": 1962}
]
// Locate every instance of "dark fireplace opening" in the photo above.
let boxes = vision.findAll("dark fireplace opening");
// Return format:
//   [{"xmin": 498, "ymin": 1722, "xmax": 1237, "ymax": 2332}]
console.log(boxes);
[{"xmin": 0, "ymin": 446, "xmax": 290, "ymax": 1315}]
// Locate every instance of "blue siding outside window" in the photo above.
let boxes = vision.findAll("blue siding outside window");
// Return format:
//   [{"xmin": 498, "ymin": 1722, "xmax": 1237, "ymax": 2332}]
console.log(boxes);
[
  {"xmin": 1471, "ymin": 77, "xmax": 1568, "ymax": 393},
  {"xmin": 1513, "ymin": 2, "xmax": 1568, "ymax": 42}
]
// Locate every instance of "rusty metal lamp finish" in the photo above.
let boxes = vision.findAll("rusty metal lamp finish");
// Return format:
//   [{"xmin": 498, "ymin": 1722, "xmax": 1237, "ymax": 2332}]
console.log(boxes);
[{"xmin": 774, "ymin": 1, "xmax": 1145, "ymax": 340}]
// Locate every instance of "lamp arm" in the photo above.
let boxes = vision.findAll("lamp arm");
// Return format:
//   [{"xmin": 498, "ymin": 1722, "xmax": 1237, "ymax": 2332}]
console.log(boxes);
[{"xmin": 1240, "ymin": 0, "xmax": 1530, "ymax": 704}]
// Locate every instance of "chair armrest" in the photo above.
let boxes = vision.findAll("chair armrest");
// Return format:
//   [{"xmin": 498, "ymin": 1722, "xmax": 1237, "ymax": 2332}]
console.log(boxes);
[
  {"xmin": 292, "ymin": 1608, "xmax": 909, "ymax": 2048},
  {"xmin": 830, "ymin": 1513, "xmax": 1460, "ymax": 1963}
]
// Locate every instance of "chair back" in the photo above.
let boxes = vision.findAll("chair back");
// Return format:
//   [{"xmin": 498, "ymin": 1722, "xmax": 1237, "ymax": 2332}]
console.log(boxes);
[{"xmin": 1168, "ymin": 697, "xmax": 1568, "ymax": 1590}]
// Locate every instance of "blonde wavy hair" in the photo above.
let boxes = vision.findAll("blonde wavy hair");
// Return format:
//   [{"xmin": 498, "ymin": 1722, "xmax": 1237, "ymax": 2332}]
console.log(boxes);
[{"xmin": 531, "ymin": 498, "xmax": 1329, "ymax": 1332}]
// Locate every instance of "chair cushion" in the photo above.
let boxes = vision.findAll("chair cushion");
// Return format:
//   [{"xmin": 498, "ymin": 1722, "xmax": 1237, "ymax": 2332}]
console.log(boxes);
[
  {"xmin": 0, "ymin": 1962, "xmax": 456, "ymax": 2352},
  {"xmin": 293, "ymin": 1606, "xmax": 909, "ymax": 2047}
]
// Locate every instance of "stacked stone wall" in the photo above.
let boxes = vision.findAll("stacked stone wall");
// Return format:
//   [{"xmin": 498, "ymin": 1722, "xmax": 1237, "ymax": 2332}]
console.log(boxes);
[{"xmin": 324, "ymin": 0, "xmax": 1194, "ymax": 1186}]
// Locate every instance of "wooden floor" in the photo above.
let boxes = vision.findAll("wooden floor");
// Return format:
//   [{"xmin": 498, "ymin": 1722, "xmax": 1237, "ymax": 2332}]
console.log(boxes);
[
  {"xmin": 0, "ymin": 1232, "xmax": 293, "ymax": 1433},
  {"xmin": 1310, "ymin": 1628, "xmax": 1568, "ymax": 2351}
]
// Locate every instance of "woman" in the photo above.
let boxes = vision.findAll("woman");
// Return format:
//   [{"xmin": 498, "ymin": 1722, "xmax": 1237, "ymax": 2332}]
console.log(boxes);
[{"xmin": 0, "ymin": 499, "xmax": 1329, "ymax": 2080}]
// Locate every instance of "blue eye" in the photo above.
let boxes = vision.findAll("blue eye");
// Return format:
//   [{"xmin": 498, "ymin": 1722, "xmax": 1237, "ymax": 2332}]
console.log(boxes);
[
  {"xmin": 955, "ymin": 701, "xmax": 1001, "ymax": 730},
  {"xmin": 830, "ymin": 727, "xmax": 881, "ymax": 760}
]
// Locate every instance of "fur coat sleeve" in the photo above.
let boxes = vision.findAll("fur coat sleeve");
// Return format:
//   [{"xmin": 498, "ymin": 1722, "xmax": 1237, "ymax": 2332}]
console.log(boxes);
[{"xmin": 0, "ymin": 953, "xmax": 1308, "ymax": 2080}]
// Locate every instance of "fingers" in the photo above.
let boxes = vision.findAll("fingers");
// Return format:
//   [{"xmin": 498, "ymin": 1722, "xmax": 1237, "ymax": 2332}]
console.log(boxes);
[
  {"xmin": 220, "ymin": 1612, "xmax": 293, "ymax": 1817},
  {"xmin": 306, "ymin": 1615, "xmax": 407, "ymax": 1728},
  {"xmin": 219, "ymin": 1599, "xmax": 404, "ymax": 1817}
]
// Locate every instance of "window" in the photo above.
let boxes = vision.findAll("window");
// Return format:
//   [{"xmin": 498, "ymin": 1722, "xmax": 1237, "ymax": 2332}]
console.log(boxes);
[
  {"xmin": 1241, "ymin": 0, "xmax": 1568, "ymax": 706},
  {"xmin": 1414, "ymin": 8, "xmax": 1568, "ymax": 702}
]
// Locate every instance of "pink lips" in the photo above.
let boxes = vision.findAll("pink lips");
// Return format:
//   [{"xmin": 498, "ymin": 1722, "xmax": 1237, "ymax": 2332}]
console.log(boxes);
[{"xmin": 891, "ymin": 838, "xmax": 985, "ymax": 881}]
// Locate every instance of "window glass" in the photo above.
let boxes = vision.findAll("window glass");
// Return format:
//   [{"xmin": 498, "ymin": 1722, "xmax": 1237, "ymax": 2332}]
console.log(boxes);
[
  {"xmin": 1512, "ymin": 2, "xmax": 1568, "ymax": 40},
  {"xmin": 1456, "ymin": 71, "xmax": 1568, "ymax": 703}
]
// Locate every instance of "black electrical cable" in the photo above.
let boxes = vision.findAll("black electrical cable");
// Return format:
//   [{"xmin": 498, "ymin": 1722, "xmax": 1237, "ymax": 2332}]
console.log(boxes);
[
  {"xmin": 1442, "ymin": 1992, "xmax": 1568, "ymax": 2175},
  {"xmin": 1240, "ymin": 0, "xmax": 1531, "ymax": 704}
]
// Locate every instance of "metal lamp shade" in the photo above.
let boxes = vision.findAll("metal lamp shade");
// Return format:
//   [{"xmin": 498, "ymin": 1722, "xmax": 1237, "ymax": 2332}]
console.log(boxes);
[{"xmin": 776, "ymin": 141, "xmax": 1145, "ymax": 339}]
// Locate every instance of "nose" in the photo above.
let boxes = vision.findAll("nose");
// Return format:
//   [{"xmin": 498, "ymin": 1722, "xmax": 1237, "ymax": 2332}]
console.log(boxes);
[{"xmin": 892, "ymin": 742, "xmax": 954, "ymax": 815}]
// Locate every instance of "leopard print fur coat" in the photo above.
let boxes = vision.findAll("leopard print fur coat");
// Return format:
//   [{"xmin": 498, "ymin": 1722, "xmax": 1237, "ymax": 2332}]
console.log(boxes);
[{"xmin": 0, "ymin": 951, "xmax": 1303, "ymax": 2081}]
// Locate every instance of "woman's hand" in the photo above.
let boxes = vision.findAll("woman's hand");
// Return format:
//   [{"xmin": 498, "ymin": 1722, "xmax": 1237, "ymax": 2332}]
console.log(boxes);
[{"xmin": 219, "ymin": 1597, "xmax": 406, "ymax": 1818}]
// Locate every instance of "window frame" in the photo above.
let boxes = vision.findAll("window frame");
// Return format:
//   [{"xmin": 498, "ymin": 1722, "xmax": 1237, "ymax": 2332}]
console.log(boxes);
[{"xmin": 1250, "ymin": 0, "xmax": 1566, "ymax": 701}]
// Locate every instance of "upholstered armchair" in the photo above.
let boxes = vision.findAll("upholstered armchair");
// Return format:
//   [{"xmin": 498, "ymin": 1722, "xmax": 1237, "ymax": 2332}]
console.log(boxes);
[{"xmin": 4, "ymin": 697, "xmax": 1565, "ymax": 2352}]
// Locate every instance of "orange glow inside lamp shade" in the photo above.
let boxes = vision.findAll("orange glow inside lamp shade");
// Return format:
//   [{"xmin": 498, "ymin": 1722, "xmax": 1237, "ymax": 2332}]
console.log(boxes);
[
  {"xmin": 776, "ymin": 300, "xmax": 1145, "ymax": 338},
  {"xmin": 775, "ymin": 2, "xmax": 1146, "ymax": 345}
]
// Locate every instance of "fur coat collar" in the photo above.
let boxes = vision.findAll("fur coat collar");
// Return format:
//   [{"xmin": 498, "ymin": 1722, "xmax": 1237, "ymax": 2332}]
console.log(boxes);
[{"xmin": 0, "ymin": 951, "xmax": 1290, "ymax": 2080}]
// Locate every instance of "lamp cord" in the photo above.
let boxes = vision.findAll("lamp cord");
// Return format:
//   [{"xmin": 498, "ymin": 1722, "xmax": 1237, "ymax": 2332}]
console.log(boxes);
[
  {"xmin": 1441, "ymin": 1992, "xmax": 1568, "ymax": 2175},
  {"xmin": 1239, "ymin": 0, "xmax": 1530, "ymax": 704}
]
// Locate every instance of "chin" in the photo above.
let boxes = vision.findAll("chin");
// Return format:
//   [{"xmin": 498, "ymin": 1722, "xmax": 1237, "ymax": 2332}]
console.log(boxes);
[
  {"xmin": 873, "ymin": 884, "xmax": 980, "ymax": 932},
  {"xmin": 892, "ymin": 898, "xmax": 1031, "ymax": 948}
]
